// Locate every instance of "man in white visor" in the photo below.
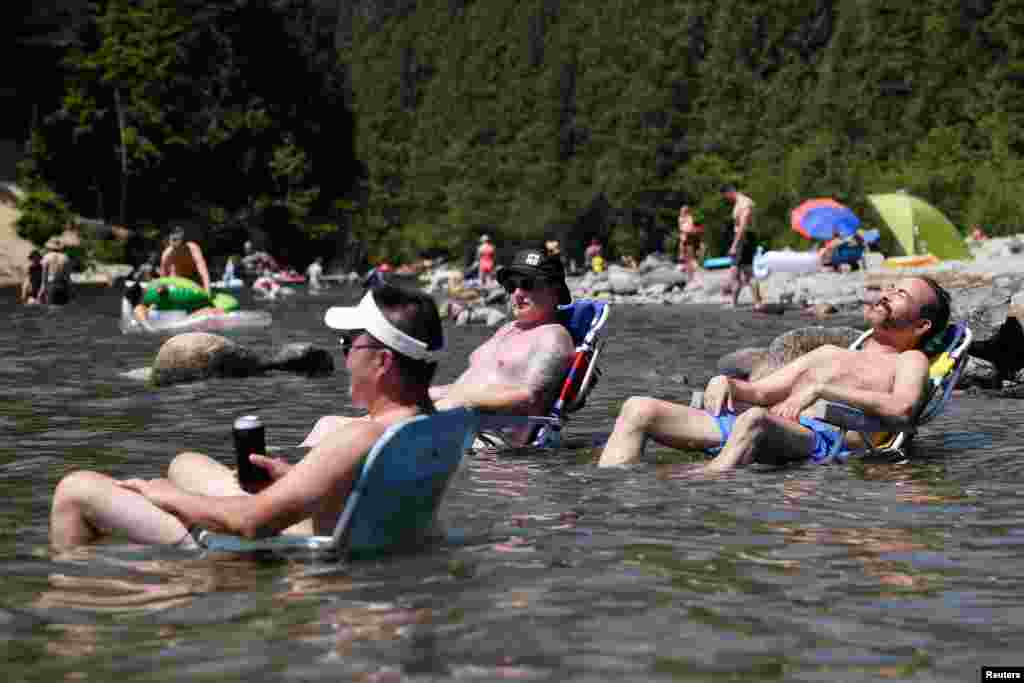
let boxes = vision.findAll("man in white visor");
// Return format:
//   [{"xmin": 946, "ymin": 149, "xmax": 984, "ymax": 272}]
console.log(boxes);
[{"xmin": 50, "ymin": 285, "xmax": 445, "ymax": 549}]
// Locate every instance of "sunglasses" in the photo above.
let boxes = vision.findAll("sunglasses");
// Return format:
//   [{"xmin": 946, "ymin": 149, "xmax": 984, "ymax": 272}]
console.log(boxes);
[
  {"xmin": 502, "ymin": 275, "xmax": 550, "ymax": 294},
  {"xmin": 339, "ymin": 332, "xmax": 389, "ymax": 357}
]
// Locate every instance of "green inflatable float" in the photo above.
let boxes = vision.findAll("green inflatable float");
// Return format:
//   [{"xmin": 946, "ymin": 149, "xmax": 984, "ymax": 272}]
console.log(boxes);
[{"xmin": 143, "ymin": 276, "xmax": 239, "ymax": 313}]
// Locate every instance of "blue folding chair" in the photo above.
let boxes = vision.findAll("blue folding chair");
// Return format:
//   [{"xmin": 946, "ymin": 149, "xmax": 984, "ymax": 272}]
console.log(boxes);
[
  {"xmin": 197, "ymin": 408, "xmax": 481, "ymax": 558},
  {"xmin": 531, "ymin": 299, "xmax": 611, "ymax": 448},
  {"xmin": 810, "ymin": 322, "xmax": 973, "ymax": 462}
]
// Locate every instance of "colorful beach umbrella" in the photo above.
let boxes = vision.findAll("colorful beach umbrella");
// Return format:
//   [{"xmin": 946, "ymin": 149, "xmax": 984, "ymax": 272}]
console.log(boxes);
[
  {"xmin": 867, "ymin": 193, "xmax": 970, "ymax": 261},
  {"xmin": 790, "ymin": 198, "xmax": 861, "ymax": 241}
]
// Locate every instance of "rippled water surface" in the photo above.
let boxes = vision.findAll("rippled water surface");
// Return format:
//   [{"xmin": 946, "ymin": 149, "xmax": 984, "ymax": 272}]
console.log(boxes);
[{"xmin": 1, "ymin": 285, "xmax": 1022, "ymax": 682}]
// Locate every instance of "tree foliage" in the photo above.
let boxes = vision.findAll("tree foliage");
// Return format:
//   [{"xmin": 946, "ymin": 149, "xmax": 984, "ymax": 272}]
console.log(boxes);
[
  {"xmin": 25, "ymin": 0, "xmax": 361, "ymax": 268},
  {"xmin": 21, "ymin": 0, "xmax": 1024, "ymax": 268},
  {"xmin": 14, "ymin": 186, "xmax": 72, "ymax": 249},
  {"xmin": 340, "ymin": 0, "xmax": 1024, "ymax": 263}
]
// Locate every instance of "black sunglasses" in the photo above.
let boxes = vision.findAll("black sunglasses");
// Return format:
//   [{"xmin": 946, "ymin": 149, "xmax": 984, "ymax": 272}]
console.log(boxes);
[
  {"xmin": 502, "ymin": 275, "xmax": 549, "ymax": 294},
  {"xmin": 339, "ymin": 331, "xmax": 389, "ymax": 357}
]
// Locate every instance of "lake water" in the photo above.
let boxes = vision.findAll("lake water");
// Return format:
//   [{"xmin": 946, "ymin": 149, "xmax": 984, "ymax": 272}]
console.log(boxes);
[{"xmin": 1, "ymin": 284, "xmax": 1021, "ymax": 682}]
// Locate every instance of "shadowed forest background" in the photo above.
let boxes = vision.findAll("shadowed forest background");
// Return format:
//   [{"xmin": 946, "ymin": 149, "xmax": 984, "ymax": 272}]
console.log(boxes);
[{"xmin": 8, "ymin": 0, "xmax": 1024, "ymax": 270}]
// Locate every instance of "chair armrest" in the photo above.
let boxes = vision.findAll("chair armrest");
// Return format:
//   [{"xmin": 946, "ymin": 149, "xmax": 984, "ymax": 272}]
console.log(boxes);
[
  {"xmin": 807, "ymin": 402, "xmax": 909, "ymax": 433},
  {"xmin": 197, "ymin": 530, "xmax": 336, "ymax": 553},
  {"xmin": 477, "ymin": 414, "xmax": 561, "ymax": 431}
]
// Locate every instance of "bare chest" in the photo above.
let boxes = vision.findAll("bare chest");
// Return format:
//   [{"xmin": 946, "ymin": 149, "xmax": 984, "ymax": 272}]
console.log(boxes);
[
  {"xmin": 821, "ymin": 349, "xmax": 902, "ymax": 391},
  {"xmin": 470, "ymin": 326, "xmax": 538, "ymax": 375}
]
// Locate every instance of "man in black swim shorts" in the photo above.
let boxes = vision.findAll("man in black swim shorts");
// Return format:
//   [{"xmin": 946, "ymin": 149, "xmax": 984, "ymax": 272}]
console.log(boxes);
[{"xmin": 720, "ymin": 184, "xmax": 763, "ymax": 308}]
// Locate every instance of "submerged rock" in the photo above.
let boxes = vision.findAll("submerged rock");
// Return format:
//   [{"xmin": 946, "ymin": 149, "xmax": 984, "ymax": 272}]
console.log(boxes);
[
  {"xmin": 151, "ymin": 332, "xmax": 334, "ymax": 387},
  {"xmin": 959, "ymin": 356, "xmax": 1000, "ymax": 390},
  {"xmin": 151, "ymin": 333, "xmax": 263, "ymax": 386},
  {"xmin": 264, "ymin": 343, "xmax": 335, "ymax": 376}
]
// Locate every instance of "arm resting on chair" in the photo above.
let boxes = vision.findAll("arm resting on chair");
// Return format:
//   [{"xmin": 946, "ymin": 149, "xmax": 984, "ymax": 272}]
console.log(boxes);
[
  {"xmin": 803, "ymin": 350, "xmax": 930, "ymax": 424},
  {"xmin": 477, "ymin": 413, "xmax": 560, "ymax": 432},
  {"xmin": 806, "ymin": 401, "xmax": 914, "ymax": 433}
]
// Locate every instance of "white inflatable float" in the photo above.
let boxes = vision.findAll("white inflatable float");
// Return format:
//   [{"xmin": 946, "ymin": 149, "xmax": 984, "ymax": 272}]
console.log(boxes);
[
  {"xmin": 753, "ymin": 250, "xmax": 820, "ymax": 280},
  {"xmin": 119, "ymin": 297, "xmax": 273, "ymax": 335}
]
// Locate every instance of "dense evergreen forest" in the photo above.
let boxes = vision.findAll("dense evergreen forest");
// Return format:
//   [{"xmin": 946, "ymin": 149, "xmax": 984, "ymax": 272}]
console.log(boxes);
[{"xmin": 18, "ymin": 0, "xmax": 1024, "ymax": 268}]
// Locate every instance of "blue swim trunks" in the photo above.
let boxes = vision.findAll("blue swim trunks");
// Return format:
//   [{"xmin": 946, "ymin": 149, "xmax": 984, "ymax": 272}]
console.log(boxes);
[{"xmin": 707, "ymin": 411, "xmax": 847, "ymax": 464}]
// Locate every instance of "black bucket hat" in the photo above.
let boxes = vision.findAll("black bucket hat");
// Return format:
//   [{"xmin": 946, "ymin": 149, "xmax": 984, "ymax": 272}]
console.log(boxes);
[{"xmin": 497, "ymin": 248, "xmax": 572, "ymax": 305}]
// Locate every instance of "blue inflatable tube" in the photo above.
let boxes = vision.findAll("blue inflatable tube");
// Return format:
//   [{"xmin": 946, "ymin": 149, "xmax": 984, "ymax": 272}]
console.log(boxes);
[{"xmin": 703, "ymin": 256, "xmax": 734, "ymax": 270}]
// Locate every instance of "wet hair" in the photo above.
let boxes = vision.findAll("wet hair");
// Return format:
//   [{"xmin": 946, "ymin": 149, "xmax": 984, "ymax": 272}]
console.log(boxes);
[
  {"xmin": 719, "ymin": 184, "xmax": 737, "ymax": 194},
  {"xmin": 370, "ymin": 284, "xmax": 444, "ymax": 386},
  {"xmin": 915, "ymin": 276, "xmax": 951, "ymax": 348}
]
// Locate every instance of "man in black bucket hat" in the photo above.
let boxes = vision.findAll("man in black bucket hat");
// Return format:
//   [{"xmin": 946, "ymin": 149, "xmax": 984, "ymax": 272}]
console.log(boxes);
[
  {"xmin": 497, "ymin": 248, "xmax": 573, "ymax": 306},
  {"xmin": 428, "ymin": 247, "xmax": 575, "ymax": 446}
]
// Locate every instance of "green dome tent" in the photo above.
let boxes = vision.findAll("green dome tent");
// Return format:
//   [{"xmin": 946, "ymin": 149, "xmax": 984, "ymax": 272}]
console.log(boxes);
[{"xmin": 867, "ymin": 193, "xmax": 971, "ymax": 261}]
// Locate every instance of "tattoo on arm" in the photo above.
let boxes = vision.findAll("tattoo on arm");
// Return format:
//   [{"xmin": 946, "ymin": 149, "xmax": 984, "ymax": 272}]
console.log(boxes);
[{"xmin": 523, "ymin": 346, "xmax": 571, "ymax": 402}]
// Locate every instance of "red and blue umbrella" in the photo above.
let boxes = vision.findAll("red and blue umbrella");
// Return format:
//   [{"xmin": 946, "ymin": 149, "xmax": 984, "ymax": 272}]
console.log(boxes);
[{"xmin": 790, "ymin": 198, "xmax": 860, "ymax": 241}]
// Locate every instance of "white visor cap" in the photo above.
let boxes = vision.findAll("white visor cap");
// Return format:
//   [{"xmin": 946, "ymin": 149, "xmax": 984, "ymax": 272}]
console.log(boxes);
[{"xmin": 324, "ymin": 290, "xmax": 443, "ymax": 362}]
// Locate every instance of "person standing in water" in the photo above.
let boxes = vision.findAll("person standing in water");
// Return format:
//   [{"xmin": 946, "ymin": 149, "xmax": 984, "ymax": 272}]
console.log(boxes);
[
  {"xmin": 39, "ymin": 237, "xmax": 73, "ymax": 305},
  {"xmin": 160, "ymin": 226, "xmax": 211, "ymax": 295},
  {"xmin": 306, "ymin": 256, "xmax": 324, "ymax": 291},
  {"xmin": 21, "ymin": 250, "xmax": 43, "ymax": 304}
]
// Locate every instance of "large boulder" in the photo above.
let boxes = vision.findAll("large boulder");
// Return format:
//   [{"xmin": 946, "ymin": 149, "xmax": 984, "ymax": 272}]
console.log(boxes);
[
  {"xmin": 638, "ymin": 253, "xmax": 672, "ymax": 273},
  {"xmin": 607, "ymin": 267, "xmax": 641, "ymax": 295},
  {"xmin": 767, "ymin": 326, "xmax": 862, "ymax": 364},
  {"xmin": 642, "ymin": 266, "xmax": 688, "ymax": 289},
  {"xmin": 151, "ymin": 332, "xmax": 334, "ymax": 387},
  {"xmin": 453, "ymin": 305, "xmax": 507, "ymax": 327},
  {"xmin": 151, "ymin": 333, "xmax": 263, "ymax": 386},
  {"xmin": 958, "ymin": 356, "xmax": 1000, "ymax": 390}
]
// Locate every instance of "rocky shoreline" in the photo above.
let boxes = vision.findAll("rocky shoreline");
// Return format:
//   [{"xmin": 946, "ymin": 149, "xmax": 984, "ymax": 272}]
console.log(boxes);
[{"xmin": 419, "ymin": 235, "xmax": 1024, "ymax": 399}]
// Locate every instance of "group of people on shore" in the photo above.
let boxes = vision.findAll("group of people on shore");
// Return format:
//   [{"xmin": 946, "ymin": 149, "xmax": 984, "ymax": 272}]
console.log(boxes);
[
  {"xmin": 676, "ymin": 185, "xmax": 763, "ymax": 308},
  {"xmin": 19, "ymin": 238, "xmax": 72, "ymax": 305},
  {"xmin": 49, "ymin": 232, "xmax": 954, "ymax": 551}
]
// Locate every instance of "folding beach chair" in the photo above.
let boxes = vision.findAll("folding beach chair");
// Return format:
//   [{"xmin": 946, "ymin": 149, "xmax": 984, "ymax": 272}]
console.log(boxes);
[
  {"xmin": 811, "ymin": 321, "xmax": 973, "ymax": 462},
  {"xmin": 197, "ymin": 407, "xmax": 482, "ymax": 558},
  {"xmin": 531, "ymin": 299, "xmax": 611, "ymax": 448}
]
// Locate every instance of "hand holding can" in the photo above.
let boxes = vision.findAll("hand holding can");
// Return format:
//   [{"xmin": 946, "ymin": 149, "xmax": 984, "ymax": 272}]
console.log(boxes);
[{"xmin": 233, "ymin": 415, "xmax": 271, "ymax": 492}]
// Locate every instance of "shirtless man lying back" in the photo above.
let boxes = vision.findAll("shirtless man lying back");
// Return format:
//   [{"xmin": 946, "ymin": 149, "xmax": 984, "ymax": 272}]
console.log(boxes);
[{"xmin": 598, "ymin": 276, "xmax": 951, "ymax": 471}]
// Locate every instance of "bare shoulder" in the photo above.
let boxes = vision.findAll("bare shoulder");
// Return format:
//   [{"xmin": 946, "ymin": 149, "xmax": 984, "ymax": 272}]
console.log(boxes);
[
  {"xmin": 898, "ymin": 348, "xmax": 931, "ymax": 370},
  {"xmin": 295, "ymin": 418, "xmax": 388, "ymax": 480},
  {"xmin": 532, "ymin": 322, "xmax": 574, "ymax": 353},
  {"xmin": 317, "ymin": 417, "xmax": 387, "ymax": 453}
]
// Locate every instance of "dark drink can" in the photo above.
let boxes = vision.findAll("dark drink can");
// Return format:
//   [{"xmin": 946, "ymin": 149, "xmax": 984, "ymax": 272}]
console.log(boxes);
[{"xmin": 233, "ymin": 415, "xmax": 270, "ymax": 492}]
